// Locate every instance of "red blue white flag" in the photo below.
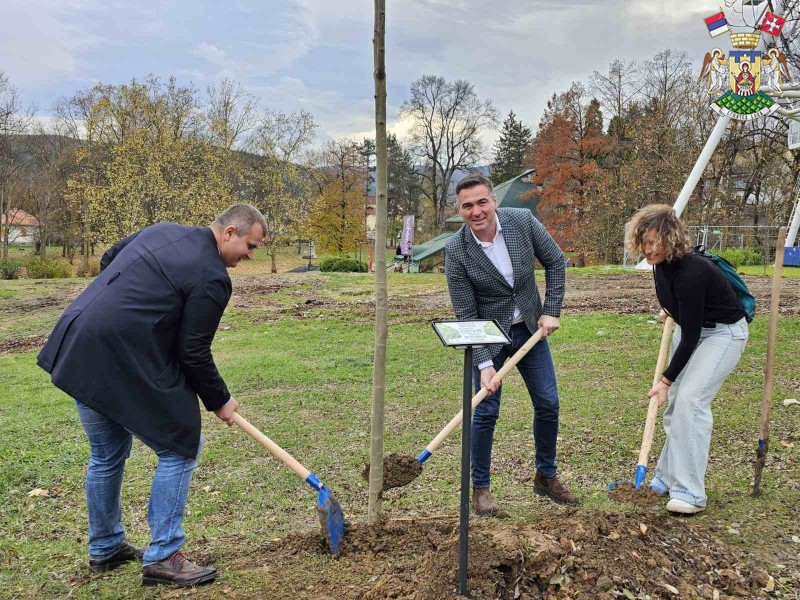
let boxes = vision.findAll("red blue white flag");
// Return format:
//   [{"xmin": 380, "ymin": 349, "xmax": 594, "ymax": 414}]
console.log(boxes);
[
  {"xmin": 704, "ymin": 11, "xmax": 730, "ymax": 38},
  {"xmin": 759, "ymin": 11, "xmax": 786, "ymax": 37}
]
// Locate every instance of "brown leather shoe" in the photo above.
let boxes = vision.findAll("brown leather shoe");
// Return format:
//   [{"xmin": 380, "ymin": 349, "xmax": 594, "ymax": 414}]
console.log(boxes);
[
  {"xmin": 533, "ymin": 472, "xmax": 579, "ymax": 505},
  {"xmin": 141, "ymin": 551, "xmax": 218, "ymax": 587},
  {"xmin": 89, "ymin": 541, "xmax": 145, "ymax": 573},
  {"xmin": 472, "ymin": 487, "xmax": 500, "ymax": 516}
]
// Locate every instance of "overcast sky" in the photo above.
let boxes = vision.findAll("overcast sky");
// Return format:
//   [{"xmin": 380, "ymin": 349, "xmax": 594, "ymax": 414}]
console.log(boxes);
[{"xmin": 1, "ymin": 0, "xmax": 776, "ymax": 149}]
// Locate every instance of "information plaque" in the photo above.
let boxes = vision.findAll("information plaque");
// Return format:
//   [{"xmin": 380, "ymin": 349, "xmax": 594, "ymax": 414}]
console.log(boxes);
[{"xmin": 431, "ymin": 319, "xmax": 510, "ymax": 348}]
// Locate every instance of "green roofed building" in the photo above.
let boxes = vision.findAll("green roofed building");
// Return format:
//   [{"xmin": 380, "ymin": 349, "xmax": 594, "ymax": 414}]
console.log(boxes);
[{"xmin": 411, "ymin": 169, "xmax": 540, "ymax": 272}]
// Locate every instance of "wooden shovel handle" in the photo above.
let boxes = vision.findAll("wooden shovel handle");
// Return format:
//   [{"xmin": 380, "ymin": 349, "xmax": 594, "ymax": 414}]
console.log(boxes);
[
  {"xmin": 425, "ymin": 328, "xmax": 545, "ymax": 455},
  {"xmin": 232, "ymin": 412, "xmax": 312, "ymax": 482},
  {"xmin": 760, "ymin": 227, "xmax": 787, "ymax": 440},
  {"xmin": 637, "ymin": 317, "xmax": 675, "ymax": 468}
]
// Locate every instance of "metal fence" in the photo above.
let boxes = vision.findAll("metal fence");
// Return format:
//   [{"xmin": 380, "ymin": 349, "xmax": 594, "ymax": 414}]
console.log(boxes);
[{"xmin": 623, "ymin": 225, "xmax": 786, "ymax": 272}]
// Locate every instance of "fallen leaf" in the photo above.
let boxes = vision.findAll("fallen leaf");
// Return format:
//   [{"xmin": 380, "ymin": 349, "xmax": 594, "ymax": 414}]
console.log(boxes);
[
  {"xmin": 780, "ymin": 441, "xmax": 795, "ymax": 449},
  {"xmin": 28, "ymin": 488, "xmax": 49, "ymax": 497},
  {"xmin": 727, "ymin": 527, "xmax": 740, "ymax": 535},
  {"xmin": 783, "ymin": 398, "xmax": 798, "ymax": 407},
  {"xmin": 549, "ymin": 575, "xmax": 564, "ymax": 586},
  {"xmin": 640, "ymin": 523, "xmax": 648, "ymax": 535},
  {"xmin": 202, "ymin": 485, "xmax": 212, "ymax": 493},
  {"xmin": 791, "ymin": 536, "xmax": 800, "ymax": 544},
  {"xmin": 623, "ymin": 589, "xmax": 636, "ymax": 600},
  {"xmin": 764, "ymin": 575, "xmax": 775, "ymax": 592},
  {"xmin": 607, "ymin": 531, "xmax": 621, "ymax": 540},
  {"xmin": 632, "ymin": 551, "xmax": 643, "ymax": 560},
  {"xmin": 514, "ymin": 583, "xmax": 521, "ymax": 598},
  {"xmin": 713, "ymin": 590, "xmax": 720, "ymax": 600},
  {"xmin": 663, "ymin": 583, "xmax": 679, "ymax": 594}
]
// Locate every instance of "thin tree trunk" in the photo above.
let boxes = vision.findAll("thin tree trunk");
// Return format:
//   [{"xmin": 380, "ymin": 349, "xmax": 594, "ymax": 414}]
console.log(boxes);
[
  {"xmin": 82, "ymin": 196, "xmax": 90, "ymax": 272},
  {"xmin": 368, "ymin": 0, "xmax": 388, "ymax": 525}
]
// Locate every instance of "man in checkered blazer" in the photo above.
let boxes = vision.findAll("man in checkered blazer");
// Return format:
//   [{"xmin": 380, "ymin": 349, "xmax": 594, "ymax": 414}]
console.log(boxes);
[{"xmin": 445, "ymin": 173, "xmax": 577, "ymax": 515}]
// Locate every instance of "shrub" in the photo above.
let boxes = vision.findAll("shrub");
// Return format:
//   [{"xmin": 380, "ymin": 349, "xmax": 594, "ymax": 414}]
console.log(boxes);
[
  {"xmin": 75, "ymin": 259, "xmax": 101, "ymax": 278},
  {"xmin": 0, "ymin": 258, "xmax": 23, "ymax": 280},
  {"xmin": 320, "ymin": 255, "xmax": 368, "ymax": 272},
  {"xmin": 25, "ymin": 255, "xmax": 73, "ymax": 279},
  {"xmin": 712, "ymin": 247, "xmax": 763, "ymax": 268}
]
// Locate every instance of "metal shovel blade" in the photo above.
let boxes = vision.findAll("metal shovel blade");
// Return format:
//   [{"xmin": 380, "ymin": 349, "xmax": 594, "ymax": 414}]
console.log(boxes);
[{"xmin": 317, "ymin": 486, "xmax": 345, "ymax": 557}]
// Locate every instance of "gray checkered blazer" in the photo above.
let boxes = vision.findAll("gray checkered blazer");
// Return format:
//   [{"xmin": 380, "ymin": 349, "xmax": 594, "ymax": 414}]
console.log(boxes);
[{"xmin": 444, "ymin": 207, "xmax": 566, "ymax": 367}]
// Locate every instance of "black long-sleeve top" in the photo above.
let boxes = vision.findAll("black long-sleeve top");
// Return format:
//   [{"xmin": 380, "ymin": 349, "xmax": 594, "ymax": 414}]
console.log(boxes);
[{"xmin": 654, "ymin": 253, "xmax": 745, "ymax": 382}]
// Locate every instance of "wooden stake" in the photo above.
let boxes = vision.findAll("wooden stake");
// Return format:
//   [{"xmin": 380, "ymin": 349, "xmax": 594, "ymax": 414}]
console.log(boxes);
[{"xmin": 753, "ymin": 227, "xmax": 787, "ymax": 496}]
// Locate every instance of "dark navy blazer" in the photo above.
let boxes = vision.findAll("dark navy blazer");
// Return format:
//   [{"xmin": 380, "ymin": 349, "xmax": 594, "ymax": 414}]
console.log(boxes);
[{"xmin": 38, "ymin": 223, "xmax": 232, "ymax": 458}]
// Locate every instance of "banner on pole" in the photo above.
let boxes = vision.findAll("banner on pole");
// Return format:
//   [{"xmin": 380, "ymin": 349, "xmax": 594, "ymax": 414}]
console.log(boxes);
[{"xmin": 400, "ymin": 215, "xmax": 415, "ymax": 256}]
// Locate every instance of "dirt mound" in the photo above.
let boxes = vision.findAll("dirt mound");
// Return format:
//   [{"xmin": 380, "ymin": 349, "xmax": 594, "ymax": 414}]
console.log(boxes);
[
  {"xmin": 363, "ymin": 453, "xmax": 424, "ymax": 491},
  {"xmin": 223, "ymin": 511, "xmax": 772, "ymax": 599},
  {"xmin": 608, "ymin": 483, "xmax": 663, "ymax": 507}
]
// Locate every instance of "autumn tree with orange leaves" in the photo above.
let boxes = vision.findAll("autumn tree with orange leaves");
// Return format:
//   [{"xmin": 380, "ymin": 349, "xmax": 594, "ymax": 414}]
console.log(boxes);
[{"xmin": 530, "ymin": 83, "xmax": 608, "ymax": 263}]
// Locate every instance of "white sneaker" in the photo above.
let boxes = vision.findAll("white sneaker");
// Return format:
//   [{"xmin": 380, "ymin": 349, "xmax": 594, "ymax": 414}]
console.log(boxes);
[{"xmin": 666, "ymin": 498, "xmax": 705, "ymax": 514}]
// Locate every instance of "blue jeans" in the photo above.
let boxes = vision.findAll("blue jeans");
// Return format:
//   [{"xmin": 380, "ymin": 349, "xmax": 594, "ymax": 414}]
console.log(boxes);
[
  {"xmin": 75, "ymin": 401, "xmax": 201, "ymax": 565},
  {"xmin": 471, "ymin": 322, "xmax": 560, "ymax": 488}
]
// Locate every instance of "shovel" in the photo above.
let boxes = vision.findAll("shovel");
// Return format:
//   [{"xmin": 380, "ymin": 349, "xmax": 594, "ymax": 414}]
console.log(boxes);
[
  {"xmin": 609, "ymin": 316, "xmax": 675, "ymax": 490},
  {"xmin": 753, "ymin": 227, "xmax": 787, "ymax": 496},
  {"xmin": 417, "ymin": 328, "xmax": 545, "ymax": 464},
  {"xmin": 372, "ymin": 328, "xmax": 545, "ymax": 491},
  {"xmin": 232, "ymin": 413, "xmax": 345, "ymax": 556}
]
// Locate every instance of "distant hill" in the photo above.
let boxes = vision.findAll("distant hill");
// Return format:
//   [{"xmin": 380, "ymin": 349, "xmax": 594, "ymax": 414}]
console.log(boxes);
[{"xmin": 366, "ymin": 164, "xmax": 491, "ymax": 197}]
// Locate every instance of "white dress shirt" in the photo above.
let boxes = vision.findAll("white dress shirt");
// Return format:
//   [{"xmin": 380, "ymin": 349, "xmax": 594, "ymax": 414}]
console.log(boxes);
[{"xmin": 470, "ymin": 215, "xmax": 523, "ymax": 370}]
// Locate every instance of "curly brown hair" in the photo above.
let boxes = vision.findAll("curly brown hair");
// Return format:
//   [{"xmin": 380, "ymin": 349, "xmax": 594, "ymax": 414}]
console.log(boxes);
[{"xmin": 625, "ymin": 204, "xmax": 691, "ymax": 262}]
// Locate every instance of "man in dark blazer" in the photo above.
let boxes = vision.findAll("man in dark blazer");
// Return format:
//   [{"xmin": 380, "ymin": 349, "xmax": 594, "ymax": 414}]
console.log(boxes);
[
  {"xmin": 38, "ymin": 204, "xmax": 266, "ymax": 586},
  {"xmin": 445, "ymin": 173, "xmax": 577, "ymax": 515}
]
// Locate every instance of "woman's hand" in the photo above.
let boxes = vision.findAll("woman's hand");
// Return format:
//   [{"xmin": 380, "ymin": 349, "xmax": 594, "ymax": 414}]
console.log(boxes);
[{"xmin": 647, "ymin": 380, "xmax": 671, "ymax": 408}]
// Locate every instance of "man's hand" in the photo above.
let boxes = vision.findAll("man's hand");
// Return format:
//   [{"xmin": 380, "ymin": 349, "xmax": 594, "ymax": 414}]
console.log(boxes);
[
  {"xmin": 657, "ymin": 308, "xmax": 668, "ymax": 323},
  {"xmin": 480, "ymin": 366, "xmax": 500, "ymax": 394},
  {"xmin": 647, "ymin": 381, "xmax": 670, "ymax": 408},
  {"xmin": 215, "ymin": 397, "xmax": 239, "ymax": 426},
  {"xmin": 537, "ymin": 315, "xmax": 560, "ymax": 337}
]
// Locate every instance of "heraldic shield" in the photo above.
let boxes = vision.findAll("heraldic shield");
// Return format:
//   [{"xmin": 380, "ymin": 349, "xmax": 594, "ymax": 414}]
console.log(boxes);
[{"xmin": 728, "ymin": 50, "xmax": 761, "ymax": 96}]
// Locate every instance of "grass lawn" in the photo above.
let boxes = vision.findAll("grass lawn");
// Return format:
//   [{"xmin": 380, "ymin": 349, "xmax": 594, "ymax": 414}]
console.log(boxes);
[
  {"xmin": 738, "ymin": 265, "xmax": 800, "ymax": 279},
  {"xmin": 0, "ymin": 267, "xmax": 798, "ymax": 597}
]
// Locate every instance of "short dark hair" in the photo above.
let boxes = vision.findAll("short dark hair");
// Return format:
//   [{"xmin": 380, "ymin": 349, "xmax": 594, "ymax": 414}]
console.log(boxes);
[
  {"xmin": 212, "ymin": 204, "xmax": 268, "ymax": 238},
  {"xmin": 455, "ymin": 173, "xmax": 495, "ymax": 200}
]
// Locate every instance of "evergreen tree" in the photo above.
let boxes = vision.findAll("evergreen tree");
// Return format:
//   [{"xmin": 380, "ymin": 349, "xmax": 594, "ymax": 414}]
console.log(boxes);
[{"xmin": 490, "ymin": 110, "xmax": 533, "ymax": 184}]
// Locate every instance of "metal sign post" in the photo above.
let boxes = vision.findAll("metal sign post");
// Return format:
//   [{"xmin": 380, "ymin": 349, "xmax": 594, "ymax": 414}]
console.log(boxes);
[{"xmin": 431, "ymin": 320, "xmax": 511, "ymax": 597}]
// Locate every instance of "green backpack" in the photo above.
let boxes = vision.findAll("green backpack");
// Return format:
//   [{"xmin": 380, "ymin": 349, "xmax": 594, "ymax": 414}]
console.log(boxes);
[{"xmin": 694, "ymin": 246, "xmax": 756, "ymax": 323}]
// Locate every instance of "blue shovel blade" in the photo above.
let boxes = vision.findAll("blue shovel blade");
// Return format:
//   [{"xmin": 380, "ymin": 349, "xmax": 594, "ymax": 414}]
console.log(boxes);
[{"xmin": 317, "ymin": 485, "xmax": 345, "ymax": 557}]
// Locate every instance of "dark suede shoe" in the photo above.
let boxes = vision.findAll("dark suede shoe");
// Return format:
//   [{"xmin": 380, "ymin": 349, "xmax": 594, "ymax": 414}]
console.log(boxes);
[
  {"xmin": 141, "ymin": 551, "xmax": 218, "ymax": 587},
  {"xmin": 89, "ymin": 542, "xmax": 145, "ymax": 573},
  {"xmin": 533, "ymin": 472, "xmax": 579, "ymax": 505},
  {"xmin": 472, "ymin": 487, "xmax": 500, "ymax": 516}
]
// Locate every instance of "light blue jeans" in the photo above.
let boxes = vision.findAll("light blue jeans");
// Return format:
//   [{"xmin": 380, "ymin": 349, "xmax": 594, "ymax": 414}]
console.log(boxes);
[
  {"xmin": 75, "ymin": 402, "xmax": 201, "ymax": 565},
  {"xmin": 650, "ymin": 318, "xmax": 748, "ymax": 507}
]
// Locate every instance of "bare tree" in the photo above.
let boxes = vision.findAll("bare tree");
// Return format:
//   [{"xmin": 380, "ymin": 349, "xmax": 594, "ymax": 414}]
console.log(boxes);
[
  {"xmin": 246, "ymin": 109, "xmax": 317, "ymax": 272},
  {"xmin": 206, "ymin": 78, "xmax": 258, "ymax": 150},
  {"xmin": 368, "ymin": 0, "xmax": 388, "ymax": 526},
  {"xmin": 400, "ymin": 76, "xmax": 499, "ymax": 230},
  {"xmin": 0, "ymin": 72, "xmax": 35, "ymax": 258},
  {"xmin": 23, "ymin": 123, "xmax": 79, "ymax": 256},
  {"xmin": 640, "ymin": 49, "xmax": 694, "ymax": 130},
  {"xmin": 590, "ymin": 59, "xmax": 640, "ymax": 143}
]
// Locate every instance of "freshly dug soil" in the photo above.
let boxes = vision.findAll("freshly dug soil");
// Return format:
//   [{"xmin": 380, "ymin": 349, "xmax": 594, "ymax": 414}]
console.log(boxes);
[
  {"xmin": 363, "ymin": 453, "xmax": 424, "ymax": 491},
  {"xmin": 608, "ymin": 482, "xmax": 663, "ymax": 507},
  {"xmin": 219, "ymin": 510, "xmax": 774, "ymax": 599}
]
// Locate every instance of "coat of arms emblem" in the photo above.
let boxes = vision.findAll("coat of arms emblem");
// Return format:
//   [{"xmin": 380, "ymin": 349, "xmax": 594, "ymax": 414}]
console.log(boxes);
[{"xmin": 699, "ymin": 18, "xmax": 792, "ymax": 120}]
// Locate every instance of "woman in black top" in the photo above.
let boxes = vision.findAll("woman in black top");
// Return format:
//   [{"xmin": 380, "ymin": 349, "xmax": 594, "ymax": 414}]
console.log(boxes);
[{"xmin": 626, "ymin": 205, "xmax": 749, "ymax": 514}]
